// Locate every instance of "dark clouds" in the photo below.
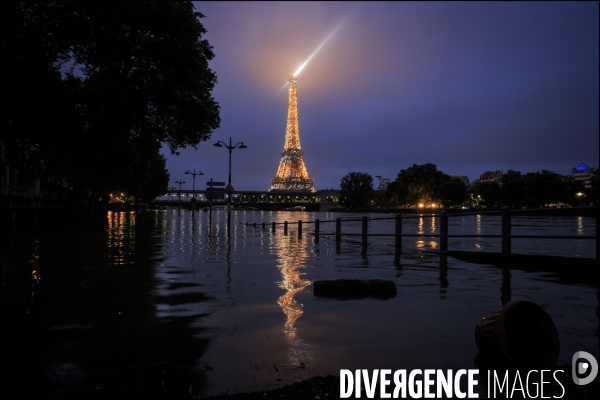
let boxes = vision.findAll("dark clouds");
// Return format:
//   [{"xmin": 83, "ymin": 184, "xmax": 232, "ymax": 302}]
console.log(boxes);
[{"xmin": 163, "ymin": 2, "xmax": 598, "ymax": 191}]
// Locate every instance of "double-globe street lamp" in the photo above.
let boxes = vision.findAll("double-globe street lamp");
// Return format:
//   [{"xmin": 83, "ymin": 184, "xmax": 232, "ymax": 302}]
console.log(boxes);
[
  {"xmin": 185, "ymin": 169, "xmax": 204, "ymax": 209},
  {"xmin": 213, "ymin": 137, "xmax": 247, "ymax": 210},
  {"xmin": 174, "ymin": 179, "xmax": 186, "ymax": 209},
  {"xmin": 168, "ymin": 186, "xmax": 177, "ymax": 203}
]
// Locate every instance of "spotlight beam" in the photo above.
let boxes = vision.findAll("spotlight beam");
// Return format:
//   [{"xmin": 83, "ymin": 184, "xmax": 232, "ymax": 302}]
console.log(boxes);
[{"xmin": 279, "ymin": 19, "xmax": 345, "ymax": 92}]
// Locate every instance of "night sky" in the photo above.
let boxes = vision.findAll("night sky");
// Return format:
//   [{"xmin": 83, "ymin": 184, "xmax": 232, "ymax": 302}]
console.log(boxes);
[{"xmin": 163, "ymin": 2, "xmax": 599, "ymax": 192}]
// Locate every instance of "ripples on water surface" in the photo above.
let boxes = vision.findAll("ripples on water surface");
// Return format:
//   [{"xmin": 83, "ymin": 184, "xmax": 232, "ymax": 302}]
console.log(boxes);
[{"xmin": 1, "ymin": 210, "xmax": 597, "ymax": 398}]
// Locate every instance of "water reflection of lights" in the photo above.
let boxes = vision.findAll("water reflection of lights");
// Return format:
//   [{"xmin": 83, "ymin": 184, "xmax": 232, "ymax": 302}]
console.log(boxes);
[
  {"xmin": 272, "ymin": 230, "xmax": 312, "ymax": 369},
  {"xmin": 274, "ymin": 233, "xmax": 311, "ymax": 340},
  {"xmin": 107, "ymin": 211, "xmax": 137, "ymax": 265},
  {"xmin": 415, "ymin": 217, "xmax": 438, "ymax": 250}
]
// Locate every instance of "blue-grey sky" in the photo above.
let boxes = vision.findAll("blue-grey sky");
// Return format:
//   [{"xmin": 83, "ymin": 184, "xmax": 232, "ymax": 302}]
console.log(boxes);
[{"xmin": 163, "ymin": 1, "xmax": 599, "ymax": 191}]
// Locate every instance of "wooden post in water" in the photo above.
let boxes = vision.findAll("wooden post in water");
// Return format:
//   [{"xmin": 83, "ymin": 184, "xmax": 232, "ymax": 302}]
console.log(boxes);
[
  {"xmin": 262, "ymin": 222, "xmax": 265, "ymax": 230},
  {"xmin": 335, "ymin": 218, "xmax": 341, "ymax": 245},
  {"xmin": 395, "ymin": 214, "xmax": 402, "ymax": 250},
  {"xmin": 284, "ymin": 221, "xmax": 288, "ymax": 236},
  {"xmin": 361, "ymin": 216, "xmax": 368, "ymax": 253},
  {"xmin": 502, "ymin": 206, "xmax": 511, "ymax": 255},
  {"xmin": 315, "ymin": 219, "xmax": 320, "ymax": 243},
  {"xmin": 596, "ymin": 201, "xmax": 600, "ymax": 260},
  {"xmin": 272, "ymin": 221, "xmax": 276, "ymax": 233},
  {"xmin": 361, "ymin": 216, "xmax": 368, "ymax": 243},
  {"xmin": 440, "ymin": 211, "xmax": 448, "ymax": 251},
  {"xmin": 298, "ymin": 220, "xmax": 302, "ymax": 238}
]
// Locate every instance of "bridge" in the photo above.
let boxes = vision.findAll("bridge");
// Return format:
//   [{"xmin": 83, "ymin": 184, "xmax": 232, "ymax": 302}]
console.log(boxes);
[{"xmin": 153, "ymin": 189, "xmax": 341, "ymax": 211}]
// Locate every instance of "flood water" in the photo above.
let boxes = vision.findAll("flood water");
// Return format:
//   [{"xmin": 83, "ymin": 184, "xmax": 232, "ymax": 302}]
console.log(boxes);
[{"xmin": 1, "ymin": 209, "xmax": 597, "ymax": 398}]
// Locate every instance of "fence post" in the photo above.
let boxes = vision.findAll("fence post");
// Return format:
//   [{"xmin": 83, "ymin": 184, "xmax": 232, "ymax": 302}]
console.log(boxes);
[
  {"xmin": 315, "ymin": 219, "xmax": 320, "ymax": 244},
  {"xmin": 272, "ymin": 221, "xmax": 276, "ymax": 233},
  {"xmin": 395, "ymin": 214, "xmax": 402, "ymax": 251},
  {"xmin": 440, "ymin": 211, "xmax": 448, "ymax": 252},
  {"xmin": 298, "ymin": 220, "xmax": 302, "ymax": 238},
  {"xmin": 361, "ymin": 216, "xmax": 368, "ymax": 253},
  {"xmin": 502, "ymin": 206, "xmax": 511, "ymax": 255},
  {"xmin": 336, "ymin": 217, "xmax": 341, "ymax": 245},
  {"xmin": 596, "ymin": 201, "xmax": 600, "ymax": 260},
  {"xmin": 284, "ymin": 221, "xmax": 288, "ymax": 236}
]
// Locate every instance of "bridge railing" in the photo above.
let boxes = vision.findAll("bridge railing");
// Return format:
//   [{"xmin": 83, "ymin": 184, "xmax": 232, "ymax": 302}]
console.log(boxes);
[{"xmin": 249, "ymin": 204, "xmax": 599, "ymax": 259}]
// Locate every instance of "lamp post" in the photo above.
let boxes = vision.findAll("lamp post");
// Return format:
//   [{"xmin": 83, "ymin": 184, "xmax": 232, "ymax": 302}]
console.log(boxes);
[
  {"xmin": 185, "ymin": 169, "xmax": 203, "ymax": 210},
  {"xmin": 214, "ymin": 137, "xmax": 247, "ymax": 210},
  {"xmin": 168, "ymin": 186, "xmax": 177, "ymax": 204},
  {"xmin": 174, "ymin": 179, "xmax": 186, "ymax": 210}
]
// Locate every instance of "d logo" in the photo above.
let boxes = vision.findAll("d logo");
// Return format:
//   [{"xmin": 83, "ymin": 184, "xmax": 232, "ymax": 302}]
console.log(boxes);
[{"xmin": 572, "ymin": 351, "xmax": 598, "ymax": 385}]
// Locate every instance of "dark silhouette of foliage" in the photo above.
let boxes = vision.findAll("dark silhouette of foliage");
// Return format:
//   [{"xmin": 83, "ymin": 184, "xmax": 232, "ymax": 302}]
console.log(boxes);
[
  {"xmin": 499, "ymin": 170, "xmax": 526, "ymax": 208},
  {"xmin": 340, "ymin": 172, "xmax": 374, "ymax": 209},
  {"xmin": 393, "ymin": 163, "xmax": 451, "ymax": 207},
  {"xmin": 1, "ymin": 1, "xmax": 220, "ymax": 210},
  {"xmin": 471, "ymin": 181, "xmax": 501, "ymax": 208},
  {"xmin": 438, "ymin": 178, "xmax": 468, "ymax": 208}
]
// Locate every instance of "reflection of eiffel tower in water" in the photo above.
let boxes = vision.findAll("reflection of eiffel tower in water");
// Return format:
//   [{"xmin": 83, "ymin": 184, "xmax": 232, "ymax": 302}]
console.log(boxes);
[{"xmin": 269, "ymin": 75, "xmax": 316, "ymax": 192}]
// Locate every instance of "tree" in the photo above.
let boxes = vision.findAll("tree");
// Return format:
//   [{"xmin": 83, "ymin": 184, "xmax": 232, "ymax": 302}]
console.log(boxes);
[
  {"xmin": 394, "ymin": 163, "xmax": 450, "ymax": 207},
  {"xmin": 373, "ymin": 176, "xmax": 394, "ymax": 208},
  {"xmin": 561, "ymin": 177, "xmax": 586, "ymax": 206},
  {"xmin": 1, "ymin": 2, "xmax": 220, "ymax": 209},
  {"xmin": 500, "ymin": 170, "xmax": 526, "ymax": 208},
  {"xmin": 438, "ymin": 178, "xmax": 468, "ymax": 208},
  {"xmin": 340, "ymin": 172, "xmax": 374, "ymax": 209},
  {"xmin": 471, "ymin": 181, "xmax": 501, "ymax": 208},
  {"xmin": 586, "ymin": 168, "xmax": 599, "ymax": 205},
  {"xmin": 523, "ymin": 170, "xmax": 567, "ymax": 208}
]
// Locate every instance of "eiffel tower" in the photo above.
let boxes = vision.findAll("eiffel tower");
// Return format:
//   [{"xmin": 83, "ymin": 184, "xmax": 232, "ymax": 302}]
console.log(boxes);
[{"xmin": 269, "ymin": 75, "xmax": 316, "ymax": 192}]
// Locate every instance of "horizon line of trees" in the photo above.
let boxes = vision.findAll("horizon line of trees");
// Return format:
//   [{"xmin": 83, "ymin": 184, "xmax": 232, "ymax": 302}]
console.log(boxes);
[{"xmin": 339, "ymin": 163, "xmax": 599, "ymax": 210}]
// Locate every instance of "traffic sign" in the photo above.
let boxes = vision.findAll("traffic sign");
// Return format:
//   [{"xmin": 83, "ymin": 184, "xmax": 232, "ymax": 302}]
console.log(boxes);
[
  {"xmin": 207, "ymin": 181, "xmax": 225, "ymax": 186},
  {"xmin": 225, "ymin": 183, "xmax": 234, "ymax": 191},
  {"xmin": 206, "ymin": 188, "xmax": 226, "ymax": 193}
]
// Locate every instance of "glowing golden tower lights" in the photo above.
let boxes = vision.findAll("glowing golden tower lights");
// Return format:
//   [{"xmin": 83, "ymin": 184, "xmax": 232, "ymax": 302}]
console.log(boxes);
[{"xmin": 269, "ymin": 74, "xmax": 316, "ymax": 192}]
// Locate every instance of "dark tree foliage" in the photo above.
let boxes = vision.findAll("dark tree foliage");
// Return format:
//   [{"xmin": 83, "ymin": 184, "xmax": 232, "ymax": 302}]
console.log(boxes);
[
  {"xmin": 523, "ymin": 170, "xmax": 573, "ymax": 208},
  {"xmin": 1, "ymin": 1, "xmax": 220, "ymax": 209},
  {"xmin": 499, "ymin": 170, "xmax": 526, "ymax": 208},
  {"xmin": 373, "ymin": 176, "xmax": 395, "ymax": 208},
  {"xmin": 393, "ymin": 163, "xmax": 450, "ymax": 207},
  {"xmin": 438, "ymin": 178, "xmax": 468, "ymax": 208},
  {"xmin": 586, "ymin": 168, "xmax": 599, "ymax": 204},
  {"xmin": 340, "ymin": 172, "xmax": 374, "ymax": 209},
  {"xmin": 471, "ymin": 181, "xmax": 501, "ymax": 209}
]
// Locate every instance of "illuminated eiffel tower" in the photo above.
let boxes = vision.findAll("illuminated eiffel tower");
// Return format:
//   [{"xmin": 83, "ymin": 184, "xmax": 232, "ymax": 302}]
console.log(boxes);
[{"xmin": 269, "ymin": 75, "xmax": 316, "ymax": 192}]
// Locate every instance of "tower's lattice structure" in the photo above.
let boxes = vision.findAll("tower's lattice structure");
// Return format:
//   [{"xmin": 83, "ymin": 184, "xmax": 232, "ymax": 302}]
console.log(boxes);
[{"xmin": 269, "ymin": 76, "xmax": 316, "ymax": 192}]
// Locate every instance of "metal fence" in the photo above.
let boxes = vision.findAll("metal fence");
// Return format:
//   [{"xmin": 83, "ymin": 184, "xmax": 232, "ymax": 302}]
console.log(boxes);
[{"xmin": 250, "ymin": 205, "xmax": 599, "ymax": 259}]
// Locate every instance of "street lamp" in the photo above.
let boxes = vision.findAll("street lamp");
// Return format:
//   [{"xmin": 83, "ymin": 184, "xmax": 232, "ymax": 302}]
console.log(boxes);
[
  {"xmin": 185, "ymin": 169, "xmax": 204, "ymax": 209},
  {"xmin": 213, "ymin": 137, "xmax": 247, "ymax": 210},
  {"xmin": 174, "ymin": 179, "xmax": 186, "ymax": 205},
  {"xmin": 168, "ymin": 186, "xmax": 177, "ymax": 203}
]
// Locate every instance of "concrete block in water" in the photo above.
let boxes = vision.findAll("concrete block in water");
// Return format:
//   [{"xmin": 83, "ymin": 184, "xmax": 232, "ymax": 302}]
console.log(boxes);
[{"xmin": 313, "ymin": 279, "xmax": 397, "ymax": 299}]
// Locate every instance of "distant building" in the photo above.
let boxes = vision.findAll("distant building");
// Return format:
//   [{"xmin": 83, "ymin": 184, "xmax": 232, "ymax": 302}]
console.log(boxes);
[
  {"xmin": 479, "ymin": 170, "xmax": 503, "ymax": 184},
  {"xmin": 571, "ymin": 163, "xmax": 593, "ymax": 189}
]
